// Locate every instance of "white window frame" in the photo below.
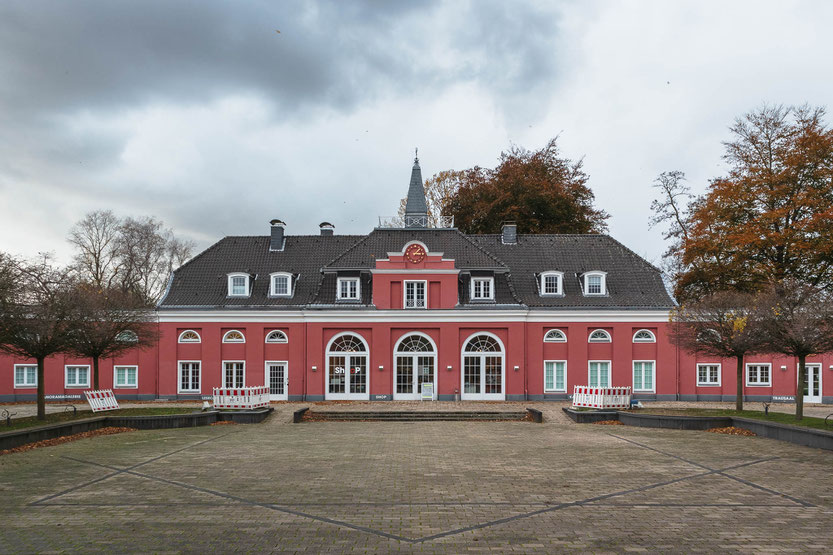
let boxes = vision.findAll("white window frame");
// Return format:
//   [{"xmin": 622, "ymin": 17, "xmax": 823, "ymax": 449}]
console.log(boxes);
[
  {"xmin": 588, "ymin": 360, "xmax": 611, "ymax": 388},
  {"xmin": 227, "ymin": 273, "xmax": 250, "ymax": 297},
  {"xmin": 588, "ymin": 329, "xmax": 612, "ymax": 343},
  {"xmin": 539, "ymin": 271, "xmax": 563, "ymax": 296},
  {"xmin": 265, "ymin": 330, "xmax": 288, "ymax": 343},
  {"xmin": 178, "ymin": 330, "xmax": 201, "ymax": 343},
  {"xmin": 113, "ymin": 365, "xmax": 138, "ymax": 389},
  {"xmin": 222, "ymin": 330, "xmax": 246, "ymax": 343},
  {"xmin": 632, "ymin": 360, "xmax": 656, "ymax": 392},
  {"xmin": 337, "ymin": 277, "xmax": 361, "ymax": 301},
  {"xmin": 470, "ymin": 277, "xmax": 495, "ymax": 300},
  {"xmin": 64, "ymin": 365, "xmax": 91, "ymax": 388},
  {"xmin": 632, "ymin": 329, "xmax": 656, "ymax": 343},
  {"xmin": 583, "ymin": 271, "xmax": 607, "ymax": 296},
  {"xmin": 696, "ymin": 363, "xmax": 722, "ymax": 387},
  {"xmin": 222, "ymin": 360, "xmax": 246, "ymax": 389},
  {"xmin": 746, "ymin": 363, "xmax": 772, "ymax": 387},
  {"xmin": 14, "ymin": 364, "xmax": 37, "ymax": 388},
  {"xmin": 543, "ymin": 329, "xmax": 567, "ymax": 343},
  {"xmin": 544, "ymin": 360, "xmax": 567, "ymax": 393},
  {"xmin": 178, "ymin": 360, "xmax": 201, "ymax": 393},
  {"xmin": 270, "ymin": 272, "xmax": 293, "ymax": 297},
  {"xmin": 404, "ymin": 279, "xmax": 428, "ymax": 309}
]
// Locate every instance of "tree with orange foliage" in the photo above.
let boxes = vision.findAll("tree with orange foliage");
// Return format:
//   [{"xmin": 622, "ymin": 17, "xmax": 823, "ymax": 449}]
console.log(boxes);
[
  {"xmin": 438, "ymin": 138, "xmax": 608, "ymax": 234},
  {"xmin": 654, "ymin": 105, "xmax": 833, "ymax": 302}
]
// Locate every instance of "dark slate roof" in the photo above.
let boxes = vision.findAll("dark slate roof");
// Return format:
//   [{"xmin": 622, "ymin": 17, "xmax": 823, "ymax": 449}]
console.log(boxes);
[
  {"xmin": 323, "ymin": 228, "xmax": 505, "ymax": 270},
  {"xmin": 468, "ymin": 234, "xmax": 675, "ymax": 309},
  {"xmin": 158, "ymin": 235, "xmax": 363, "ymax": 309},
  {"xmin": 159, "ymin": 230, "xmax": 674, "ymax": 310}
]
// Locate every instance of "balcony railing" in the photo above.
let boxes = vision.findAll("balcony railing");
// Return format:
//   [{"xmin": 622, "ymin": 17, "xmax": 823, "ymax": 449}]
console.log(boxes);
[{"xmin": 377, "ymin": 215, "xmax": 455, "ymax": 229}]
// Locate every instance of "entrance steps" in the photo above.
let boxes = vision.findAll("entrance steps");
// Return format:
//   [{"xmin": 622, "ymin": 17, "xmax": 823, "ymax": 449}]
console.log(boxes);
[{"xmin": 301, "ymin": 410, "xmax": 530, "ymax": 422}]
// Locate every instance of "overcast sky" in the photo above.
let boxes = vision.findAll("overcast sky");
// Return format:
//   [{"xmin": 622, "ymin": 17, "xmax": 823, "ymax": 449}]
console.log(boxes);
[{"xmin": 1, "ymin": 0, "xmax": 831, "ymax": 267}]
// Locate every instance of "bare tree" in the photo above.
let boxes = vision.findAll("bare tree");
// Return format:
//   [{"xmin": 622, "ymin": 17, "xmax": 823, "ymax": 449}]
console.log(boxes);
[
  {"xmin": 68, "ymin": 212, "xmax": 195, "ymax": 306},
  {"xmin": 0, "ymin": 255, "xmax": 77, "ymax": 420},
  {"xmin": 757, "ymin": 280, "xmax": 833, "ymax": 420},
  {"xmin": 66, "ymin": 285, "xmax": 159, "ymax": 389},
  {"xmin": 68, "ymin": 210, "xmax": 122, "ymax": 289},
  {"xmin": 669, "ymin": 290, "xmax": 765, "ymax": 411}
]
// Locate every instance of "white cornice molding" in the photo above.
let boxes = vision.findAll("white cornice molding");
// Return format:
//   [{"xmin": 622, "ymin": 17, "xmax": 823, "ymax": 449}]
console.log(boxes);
[{"xmin": 157, "ymin": 309, "xmax": 671, "ymax": 324}]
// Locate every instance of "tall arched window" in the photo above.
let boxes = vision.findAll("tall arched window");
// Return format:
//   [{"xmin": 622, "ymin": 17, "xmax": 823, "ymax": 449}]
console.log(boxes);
[
  {"xmin": 394, "ymin": 333, "xmax": 436, "ymax": 400},
  {"xmin": 461, "ymin": 333, "xmax": 505, "ymax": 400},
  {"xmin": 326, "ymin": 333, "xmax": 369, "ymax": 400}
]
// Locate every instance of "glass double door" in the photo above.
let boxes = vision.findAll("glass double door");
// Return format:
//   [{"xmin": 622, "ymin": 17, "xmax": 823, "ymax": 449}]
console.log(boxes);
[
  {"xmin": 394, "ymin": 355, "xmax": 435, "ymax": 400},
  {"xmin": 462, "ymin": 355, "xmax": 504, "ymax": 400},
  {"xmin": 327, "ymin": 355, "xmax": 368, "ymax": 400},
  {"xmin": 802, "ymin": 364, "xmax": 822, "ymax": 404}
]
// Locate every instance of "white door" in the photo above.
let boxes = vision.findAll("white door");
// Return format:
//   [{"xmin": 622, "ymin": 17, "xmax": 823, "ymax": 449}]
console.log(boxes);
[
  {"xmin": 801, "ymin": 363, "xmax": 822, "ymax": 404},
  {"xmin": 266, "ymin": 361, "xmax": 288, "ymax": 401},
  {"xmin": 395, "ymin": 354, "xmax": 435, "ymax": 400}
]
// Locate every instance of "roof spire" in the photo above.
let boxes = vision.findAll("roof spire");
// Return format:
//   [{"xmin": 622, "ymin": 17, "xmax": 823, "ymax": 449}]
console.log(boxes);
[{"xmin": 404, "ymin": 149, "xmax": 428, "ymax": 227}]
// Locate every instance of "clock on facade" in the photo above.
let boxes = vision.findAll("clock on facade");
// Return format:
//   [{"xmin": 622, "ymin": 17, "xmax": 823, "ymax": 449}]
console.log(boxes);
[{"xmin": 405, "ymin": 243, "xmax": 426, "ymax": 264}]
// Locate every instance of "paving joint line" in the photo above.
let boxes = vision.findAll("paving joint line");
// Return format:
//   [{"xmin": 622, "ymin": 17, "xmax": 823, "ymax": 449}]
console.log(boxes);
[
  {"xmin": 29, "ymin": 431, "xmax": 238, "ymax": 506},
  {"xmin": 607, "ymin": 433, "xmax": 814, "ymax": 507}
]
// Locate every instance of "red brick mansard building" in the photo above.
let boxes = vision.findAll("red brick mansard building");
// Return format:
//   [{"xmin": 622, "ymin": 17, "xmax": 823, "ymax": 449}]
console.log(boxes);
[{"xmin": 2, "ymin": 158, "xmax": 831, "ymax": 404}]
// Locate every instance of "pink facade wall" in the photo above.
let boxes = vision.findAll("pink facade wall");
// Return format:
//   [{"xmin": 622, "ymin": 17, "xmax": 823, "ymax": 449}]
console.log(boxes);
[{"xmin": 1, "ymin": 319, "xmax": 829, "ymax": 403}]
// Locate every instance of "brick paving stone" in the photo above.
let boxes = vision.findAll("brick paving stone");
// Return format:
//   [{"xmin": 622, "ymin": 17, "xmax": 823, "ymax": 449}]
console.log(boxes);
[{"xmin": 0, "ymin": 406, "xmax": 831, "ymax": 553}]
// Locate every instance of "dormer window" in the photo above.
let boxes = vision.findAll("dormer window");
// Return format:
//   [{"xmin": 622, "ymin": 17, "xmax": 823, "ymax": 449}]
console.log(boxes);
[
  {"xmin": 228, "ymin": 273, "xmax": 250, "ymax": 297},
  {"xmin": 470, "ymin": 277, "xmax": 494, "ymax": 300},
  {"xmin": 583, "ymin": 272, "xmax": 606, "ymax": 296},
  {"xmin": 337, "ymin": 277, "xmax": 360, "ymax": 301},
  {"xmin": 539, "ymin": 272, "xmax": 563, "ymax": 296},
  {"xmin": 270, "ymin": 272, "xmax": 293, "ymax": 297},
  {"xmin": 404, "ymin": 280, "xmax": 427, "ymax": 309}
]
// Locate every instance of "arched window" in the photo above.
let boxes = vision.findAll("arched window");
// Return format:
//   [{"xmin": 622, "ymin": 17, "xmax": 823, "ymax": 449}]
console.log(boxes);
[
  {"xmin": 116, "ymin": 330, "xmax": 138, "ymax": 343},
  {"xmin": 633, "ymin": 329, "xmax": 656, "ymax": 343},
  {"xmin": 265, "ymin": 330, "xmax": 288, "ymax": 343},
  {"xmin": 544, "ymin": 329, "xmax": 567, "ymax": 343},
  {"xmin": 178, "ymin": 330, "xmax": 201, "ymax": 343},
  {"xmin": 394, "ymin": 333, "xmax": 437, "ymax": 400},
  {"xmin": 539, "ymin": 272, "xmax": 563, "ymax": 296},
  {"xmin": 588, "ymin": 329, "xmax": 611, "ymax": 343},
  {"xmin": 464, "ymin": 334, "xmax": 502, "ymax": 352},
  {"xmin": 222, "ymin": 330, "xmax": 245, "ymax": 343},
  {"xmin": 326, "ymin": 333, "xmax": 369, "ymax": 400}
]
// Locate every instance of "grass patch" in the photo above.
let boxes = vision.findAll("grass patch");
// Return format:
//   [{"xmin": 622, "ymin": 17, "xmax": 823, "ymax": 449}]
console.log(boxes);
[
  {"xmin": 0, "ymin": 407, "xmax": 199, "ymax": 433},
  {"xmin": 639, "ymin": 408, "xmax": 832, "ymax": 431}
]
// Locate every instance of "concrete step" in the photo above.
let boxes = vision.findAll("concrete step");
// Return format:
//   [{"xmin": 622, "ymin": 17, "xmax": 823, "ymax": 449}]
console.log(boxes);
[{"xmin": 306, "ymin": 411, "xmax": 528, "ymax": 422}]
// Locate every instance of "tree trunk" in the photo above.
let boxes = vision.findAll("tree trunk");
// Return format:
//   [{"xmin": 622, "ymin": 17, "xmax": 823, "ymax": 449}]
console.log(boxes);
[
  {"xmin": 796, "ymin": 354, "xmax": 806, "ymax": 421},
  {"xmin": 93, "ymin": 356, "xmax": 99, "ymax": 390},
  {"xmin": 37, "ymin": 357, "xmax": 45, "ymax": 420},
  {"xmin": 735, "ymin": 355, "xmax": 744, "ymax": 412}
]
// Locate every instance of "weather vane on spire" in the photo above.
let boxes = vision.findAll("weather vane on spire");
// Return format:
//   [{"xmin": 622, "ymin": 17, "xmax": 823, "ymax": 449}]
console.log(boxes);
[{"xmin": 414, "ymin": 147, "xmax": 418, "ymax": 162}]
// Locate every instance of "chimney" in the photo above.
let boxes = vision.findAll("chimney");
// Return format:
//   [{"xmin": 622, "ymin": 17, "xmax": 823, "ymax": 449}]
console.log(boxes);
[
  {"xmin": 501, "ymin": 222, "xmax": 517, "ymax": 244},
  {"xmin": 319, "ymin": 222, "xmax": 334, "ymax": 236},
  {"xmin": 269, "ymin": 219, "xmax": 285, "ymax": 251}
]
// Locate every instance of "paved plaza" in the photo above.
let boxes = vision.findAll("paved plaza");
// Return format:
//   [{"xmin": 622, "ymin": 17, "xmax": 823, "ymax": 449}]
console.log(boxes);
[{"xmin": 1, "ymin": 404, "xmax": 832, "ymax": 553}]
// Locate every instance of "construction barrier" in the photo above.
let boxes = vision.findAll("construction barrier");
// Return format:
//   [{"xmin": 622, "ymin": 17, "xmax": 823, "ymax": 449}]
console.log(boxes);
[
  {"xmin": 84, "ymin": 389, "xmax": 120, "ymax": 412},
  {"xmin": 212, "ymin": 386, "xmax": 270, "ymax": 410},
  {"xmin": 572, "ymin": 386, "xmax": 631, "ymax": 409}
]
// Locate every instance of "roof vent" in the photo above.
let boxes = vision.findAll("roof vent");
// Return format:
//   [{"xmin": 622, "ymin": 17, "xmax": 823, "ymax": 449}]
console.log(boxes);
[
  {"xmin": 319, "ymin": 222, "xmax": 334, "ymax": 236},
  {"xmin": 501, "ymin": 222, "xmax": 517, "ymax": 245},
  {"xmin": 270, "ymin": 219, "xmax": 285, "ymax": 251}
]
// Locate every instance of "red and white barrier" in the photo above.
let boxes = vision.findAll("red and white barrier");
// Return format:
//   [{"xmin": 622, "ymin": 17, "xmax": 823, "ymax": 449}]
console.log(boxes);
[
  {"xmin": 212, "ymin": 386, "xmax": 270, "ymax": 410},
  {"xmin": 572, "ymin": 386, "xmax": 631, "ymax": 409},
  {"xmin": 84, "ymin": 389, "xmax": 120, "ymax": 412}
]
